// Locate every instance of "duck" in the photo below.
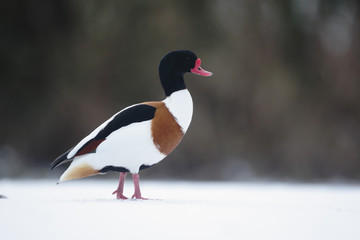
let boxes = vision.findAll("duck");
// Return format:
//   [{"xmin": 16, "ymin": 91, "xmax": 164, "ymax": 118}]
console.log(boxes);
[{"xmin": 50, "ymin": 50, "xmax": 212, "ymax": 199}]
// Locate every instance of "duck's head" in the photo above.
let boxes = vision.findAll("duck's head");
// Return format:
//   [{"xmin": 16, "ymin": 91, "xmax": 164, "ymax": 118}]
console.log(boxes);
[
  {"xmin": 159, "ymin": 50, "xmax": 212, "ymax": 77},
  {"xmin": 159, "ymin": 50, "xmax": 212, "ymax": 96}
]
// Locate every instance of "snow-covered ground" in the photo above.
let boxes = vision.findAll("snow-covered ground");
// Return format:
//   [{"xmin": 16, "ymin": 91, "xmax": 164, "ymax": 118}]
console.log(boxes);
[{"xmin": 1, "ymin": 179, "xmax": 360, "ymax": 240}]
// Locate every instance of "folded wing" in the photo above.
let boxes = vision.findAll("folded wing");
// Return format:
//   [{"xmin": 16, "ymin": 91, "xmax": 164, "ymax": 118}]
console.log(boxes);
[{"xmin": 50, "ymin": 104, "xmax": 157, "ymax": 170}]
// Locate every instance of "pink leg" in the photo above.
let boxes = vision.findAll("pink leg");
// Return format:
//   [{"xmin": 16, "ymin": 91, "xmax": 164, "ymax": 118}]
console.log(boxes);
[
  {"xmin": 131, "ymin": 174, "xmax": 148, "ymax": 200},
  {"xmin": 112, "ymin": 172, "xmax": 128, "ymax": 199}
]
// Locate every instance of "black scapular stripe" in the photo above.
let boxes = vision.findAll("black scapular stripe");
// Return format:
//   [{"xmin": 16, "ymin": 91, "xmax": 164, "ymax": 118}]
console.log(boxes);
[
  {"xmin": 50, "ymin": 104, "xmax": 157, "ymax": 171},
  {"xmin": 94, "ymin": 104, "xmax": 156, "ymax": 140}
]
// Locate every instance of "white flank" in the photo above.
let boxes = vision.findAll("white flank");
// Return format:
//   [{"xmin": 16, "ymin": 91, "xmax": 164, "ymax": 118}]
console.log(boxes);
[
  {"xmin": 163, "ymin": 89, "xmax": 193, "ymax": 133},
  {"xmin": 67, "ymin": 104, "xmax": 140, "ymax": 159},
  {"xmin": 61, "ymin": 120, "xmax": 165, "ymax": 178}
]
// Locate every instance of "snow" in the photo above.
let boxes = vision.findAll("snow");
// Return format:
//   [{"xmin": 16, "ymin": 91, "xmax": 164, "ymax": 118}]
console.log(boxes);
[{"xmin": 1, "ymin": 179, "xmax": 360, "ymax": 240}]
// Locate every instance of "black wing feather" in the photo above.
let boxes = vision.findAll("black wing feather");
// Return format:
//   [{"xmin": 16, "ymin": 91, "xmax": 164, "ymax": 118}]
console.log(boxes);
[
  {"xmin": 94, "ymin": 104, "xmax": 156, "ymax": 140},
  {"xmin": 50, "ymin": 104, "xmax": 157, "ymax": 170},
  {"xmin": 50, "ymin": 148, "xmax": 74, "ymax": 171}
]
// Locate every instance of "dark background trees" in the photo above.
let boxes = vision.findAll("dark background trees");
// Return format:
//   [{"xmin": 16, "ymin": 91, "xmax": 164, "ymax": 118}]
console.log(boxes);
[{"xmin": 1, "ymin": 0, "xmax": 359, "ymax": 181}]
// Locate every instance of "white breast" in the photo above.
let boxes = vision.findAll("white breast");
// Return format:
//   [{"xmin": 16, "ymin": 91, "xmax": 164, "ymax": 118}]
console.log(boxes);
[{"xmin": 163, "ymin": 89, "xmax": 193, "ymax": 133}]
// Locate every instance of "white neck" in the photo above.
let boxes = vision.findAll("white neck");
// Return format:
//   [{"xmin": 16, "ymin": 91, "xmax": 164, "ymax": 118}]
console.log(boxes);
[{"xmin": 163, "ymin": 89, "xmax": 193, "ymax": 133}]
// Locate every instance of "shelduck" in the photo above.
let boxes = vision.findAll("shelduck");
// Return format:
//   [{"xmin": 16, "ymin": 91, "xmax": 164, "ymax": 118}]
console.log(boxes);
[{"xmin": 50, "ymin": 50, "xmax": 212, "ymax": 199}]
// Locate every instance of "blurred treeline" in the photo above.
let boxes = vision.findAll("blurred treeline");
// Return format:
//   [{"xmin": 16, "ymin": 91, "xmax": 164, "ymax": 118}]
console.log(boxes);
[{"xmin": 1, "ymin": 0, "xmax": 359, "ymax": 181}]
